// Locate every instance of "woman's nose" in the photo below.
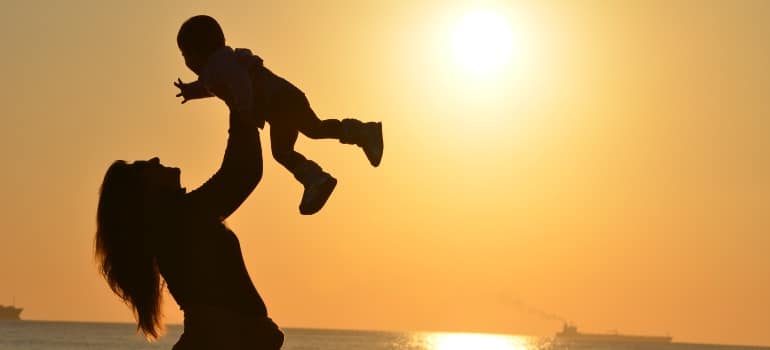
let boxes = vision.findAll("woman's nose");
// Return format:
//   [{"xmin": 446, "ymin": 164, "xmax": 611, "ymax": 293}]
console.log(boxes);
[{"xmin": 150, "ymin": 157, "xmax": 160, "ymax": 164}]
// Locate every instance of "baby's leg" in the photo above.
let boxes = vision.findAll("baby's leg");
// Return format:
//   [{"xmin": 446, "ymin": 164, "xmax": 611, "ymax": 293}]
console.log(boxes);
[
  {"xmin": 290, "ymin": 94, "xmax": 384, "ymax": 167},
  {"xmin": 269, "ymin": 123, "xmax": 304, "ymax": 170},
  {"xmin": 289, "ymin": 96, "xmax": 341, "ymax": 140},
  {"xmin": 271, "ymin": 122, "xmax": 336, "ymax": 215}
]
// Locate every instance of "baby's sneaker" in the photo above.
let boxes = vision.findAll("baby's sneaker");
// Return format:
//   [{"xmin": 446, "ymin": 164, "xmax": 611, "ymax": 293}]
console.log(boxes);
[
  {"xmin": 340, "ymin": 119, "xmax": 384, "ymax": 167},
  {"xmin": 299, "ymin": 171, "xmax": 337, "ymax": 215},
  {"xmin": 361, "ymin": 122, "xmax": 383, "ymax": 167}
]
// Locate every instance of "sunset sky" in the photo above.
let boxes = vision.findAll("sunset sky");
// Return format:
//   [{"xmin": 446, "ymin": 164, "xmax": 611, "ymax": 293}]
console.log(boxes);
[{"xmin": 1, "ymin": 0, "xmax": 769, "ymax": 346}]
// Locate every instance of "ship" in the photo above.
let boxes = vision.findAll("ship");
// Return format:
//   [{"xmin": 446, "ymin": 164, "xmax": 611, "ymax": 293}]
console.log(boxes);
[
  {"xmin": 0, "ymin": 305, "xmax": 23, "ymax": 320},
  {"xmin": 555, "ymin": 323, "xmax": 672, "ymax": 344}
]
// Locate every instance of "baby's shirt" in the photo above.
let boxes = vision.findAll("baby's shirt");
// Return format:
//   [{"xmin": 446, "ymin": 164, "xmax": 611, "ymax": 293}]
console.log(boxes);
[
  {"xmin": 197, "ymin": 46, "xmax": 255, "ymax": 119},
  {"xmin": 191, "ymin": 46, "xmax": 298, "ymax": 128}
]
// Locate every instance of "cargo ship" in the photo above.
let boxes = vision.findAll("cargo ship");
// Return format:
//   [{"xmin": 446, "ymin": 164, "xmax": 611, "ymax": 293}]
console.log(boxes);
[
  {"xmin": 555, "ymin": 323, "xmax": 672, "ymax": 343},
  {"xmin": 0, "ymin": 304, "xmax": 23, "ymax": 320}
]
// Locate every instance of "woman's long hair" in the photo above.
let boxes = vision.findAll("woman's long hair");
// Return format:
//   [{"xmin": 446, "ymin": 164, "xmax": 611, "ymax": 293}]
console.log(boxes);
[{"xmin": 95, "ymin": 160, "xmax": 164, "ymax": 339}]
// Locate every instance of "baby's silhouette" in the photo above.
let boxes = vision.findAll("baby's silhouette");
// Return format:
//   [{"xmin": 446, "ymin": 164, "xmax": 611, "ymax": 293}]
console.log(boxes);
[{"xmin": 175, "ymin": 15, "xmax": 383, "ymax": 215}]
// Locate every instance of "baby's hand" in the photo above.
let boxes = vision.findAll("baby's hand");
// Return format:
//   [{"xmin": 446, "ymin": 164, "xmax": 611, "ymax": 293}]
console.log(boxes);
[{"xmin": 174, "ymin": 78, "xmax": 210, "ymax": 104}]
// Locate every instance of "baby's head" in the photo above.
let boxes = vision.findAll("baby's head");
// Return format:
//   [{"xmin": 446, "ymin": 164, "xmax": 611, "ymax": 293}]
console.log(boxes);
[{"xmin": 177, "ymin": 15, "xmax": 225, "ymax": 74}]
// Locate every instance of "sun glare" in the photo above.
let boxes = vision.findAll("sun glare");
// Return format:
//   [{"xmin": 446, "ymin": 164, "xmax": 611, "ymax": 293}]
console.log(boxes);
[
  {"xmin": 422, "ymin": 333, "xmax": 530, "ymax": 350},
  {"xmin": 452, "ymin": 10, "xmax": 515, "ymax": 77}
]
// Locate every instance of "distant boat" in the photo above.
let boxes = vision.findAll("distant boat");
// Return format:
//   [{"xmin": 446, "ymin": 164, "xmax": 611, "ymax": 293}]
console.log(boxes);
[
  {"xmin": 0, "ymin": 305, "xmax": 23, "ymax": 320},
  {"xmin": 555, "ymin": 323, "xmax": 672, "ymax": 344}
]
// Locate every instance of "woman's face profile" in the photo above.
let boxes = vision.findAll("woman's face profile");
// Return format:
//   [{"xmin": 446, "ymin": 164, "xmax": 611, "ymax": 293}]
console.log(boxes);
[{"xmin": 135, "ymin": 157, "xmax": 181, "ymax": 193}]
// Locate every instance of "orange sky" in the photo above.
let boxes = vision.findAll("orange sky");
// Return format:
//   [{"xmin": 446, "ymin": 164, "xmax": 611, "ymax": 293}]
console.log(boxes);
[{"xmin": 1, "ymin": 0, "xmax": 769, "ymax": 346}]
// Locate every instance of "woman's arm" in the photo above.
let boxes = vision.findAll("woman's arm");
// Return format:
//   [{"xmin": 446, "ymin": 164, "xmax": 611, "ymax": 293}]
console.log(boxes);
[{"xmin": 185, "ymin": 113, "xmax": 262, "ymax": 220}]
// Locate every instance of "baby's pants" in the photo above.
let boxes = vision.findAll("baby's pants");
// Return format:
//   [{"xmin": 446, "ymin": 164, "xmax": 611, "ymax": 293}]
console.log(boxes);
[{"xmin": 267, "ymin": 90, "xmax": 341, "ymax": 172}]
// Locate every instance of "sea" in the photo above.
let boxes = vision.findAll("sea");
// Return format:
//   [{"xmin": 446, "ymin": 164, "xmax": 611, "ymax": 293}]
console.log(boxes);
[{"xmin": 0, "ymin": 320, "xmax": 768, "ymax": 350}]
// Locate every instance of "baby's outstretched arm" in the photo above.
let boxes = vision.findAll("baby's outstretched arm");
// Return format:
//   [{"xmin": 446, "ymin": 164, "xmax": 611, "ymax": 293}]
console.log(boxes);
[{"xmin": 174, "ymin": 78, "xmax": 214, "ymax": 104}]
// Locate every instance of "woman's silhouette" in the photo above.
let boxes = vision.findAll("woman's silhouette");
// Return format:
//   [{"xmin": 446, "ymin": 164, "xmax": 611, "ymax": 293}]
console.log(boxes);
[{"xmin": 95, "ymin": 113, "xmax": 283, "ymax": 349}]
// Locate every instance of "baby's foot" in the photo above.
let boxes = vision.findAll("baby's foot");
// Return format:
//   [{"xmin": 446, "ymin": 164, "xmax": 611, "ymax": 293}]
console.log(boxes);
[
  {"xmin": 299, "ymin": 172, "xmax": 337, "ymax": 215},
  {"xmin": 361, "ymin": 122, "xmax": 383, "ymax": 167}
]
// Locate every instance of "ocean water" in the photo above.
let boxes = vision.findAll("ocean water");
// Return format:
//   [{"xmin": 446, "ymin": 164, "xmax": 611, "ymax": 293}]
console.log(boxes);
[{"xmin": 0, "ymin": 320, "xmax": 767, "ymax": 350}]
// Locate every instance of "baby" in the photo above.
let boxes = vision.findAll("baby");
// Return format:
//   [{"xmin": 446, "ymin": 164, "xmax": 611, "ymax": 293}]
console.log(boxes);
[{"xmin": 174, "ymin": 15, "xmax": 383, "ymax": 215}]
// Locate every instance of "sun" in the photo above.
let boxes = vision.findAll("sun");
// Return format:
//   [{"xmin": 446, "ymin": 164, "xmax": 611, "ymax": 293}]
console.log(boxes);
[{"xmin": 451, "ymin": 10, "xmax": 515, "ymax": 77}]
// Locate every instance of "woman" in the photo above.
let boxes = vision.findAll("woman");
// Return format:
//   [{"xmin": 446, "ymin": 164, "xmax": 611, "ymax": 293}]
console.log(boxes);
[{"xmin": 95, "ymin": 113, "xmax": 283, "ymax": 349}]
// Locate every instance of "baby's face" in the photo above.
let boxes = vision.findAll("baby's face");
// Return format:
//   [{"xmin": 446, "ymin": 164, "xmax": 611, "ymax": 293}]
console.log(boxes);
[{"xmin": 181, "ymin": 50, "xmax": 206, "ymax": 75}]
